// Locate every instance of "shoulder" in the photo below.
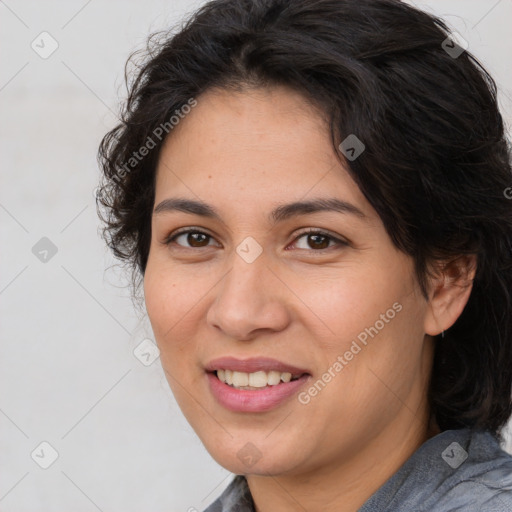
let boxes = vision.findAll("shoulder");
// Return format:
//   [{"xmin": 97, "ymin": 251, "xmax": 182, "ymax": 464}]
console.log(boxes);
[
  {"xmin": 428, "ymin": 429, "xmax": 512, "ymax": 511},
  {"xmin": 360, "ymin": 428, "xmax": 512, "ymax": 512}
]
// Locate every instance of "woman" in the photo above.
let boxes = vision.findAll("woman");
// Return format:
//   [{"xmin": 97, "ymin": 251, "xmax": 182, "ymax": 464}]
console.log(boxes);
[{"xmin": 96, "ymin": 0, "xmax": 512, "ymax": 510}]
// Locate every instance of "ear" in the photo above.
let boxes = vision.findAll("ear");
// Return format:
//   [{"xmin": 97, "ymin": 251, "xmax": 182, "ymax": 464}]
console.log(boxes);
[{"xmin": 423, "ymin": 254, "xmax": 477, "ymax": 336}]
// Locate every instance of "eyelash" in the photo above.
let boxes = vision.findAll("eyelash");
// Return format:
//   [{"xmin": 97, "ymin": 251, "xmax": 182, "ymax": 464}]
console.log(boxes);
[{"xmin": 162, "ymin": 227, "xmax": 348, "ymax": 252}]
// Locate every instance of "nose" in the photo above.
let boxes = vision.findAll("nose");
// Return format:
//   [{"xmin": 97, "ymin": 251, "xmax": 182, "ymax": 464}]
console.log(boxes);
[{"xmin": 206, "ymin": 250, "xmax": 291, "ymax": 341}]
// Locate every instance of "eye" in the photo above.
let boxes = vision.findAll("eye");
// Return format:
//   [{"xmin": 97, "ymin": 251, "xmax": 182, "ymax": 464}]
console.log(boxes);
[
  {"xmin": 289, "ymin": 228, "xmax": 348, "ymax": 251},
  {"xmin": 163, "ymin": 228, "xmax": 219, "ymax": 249},
  {"xmin": 162, "ymin": 227, "xmax": 348, "ymax": 251}
]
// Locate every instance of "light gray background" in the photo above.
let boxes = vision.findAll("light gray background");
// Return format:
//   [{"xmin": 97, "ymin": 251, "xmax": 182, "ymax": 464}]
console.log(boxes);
[{"xmin": 1, "ymin": 1, "xmax": 511, "ymax": 511}]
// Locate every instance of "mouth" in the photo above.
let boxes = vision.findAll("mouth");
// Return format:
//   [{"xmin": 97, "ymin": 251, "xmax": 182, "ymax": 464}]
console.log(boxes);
[
  {"xmin": 204, "ymin": 356, "xmax": 311, "ymax": 390},
  {"xmin": 209, "ymin": 368, "xmax": 306, "ymax": 390},
  {"xmin": 204, "ymin": 357, "xmax": 312, "ymax": 412}
]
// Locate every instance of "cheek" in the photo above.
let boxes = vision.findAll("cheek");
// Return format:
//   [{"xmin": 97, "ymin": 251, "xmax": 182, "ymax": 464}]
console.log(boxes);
[
  {"xmin": 144, "ymin": 268, "xmax": 205, "ymax": 408},
  {"xmin": 297, "ymin": 264, "xmax": 422, "ymax": 398},
  {"xmin": 144, "ymin": 270, "xmax": 173, "ymax": 333},
  {"xmin": 288, "ymin": 268, "xmax": 397, "ymax": 345},
  {"xmin": 143, "ymin": 264, "xmax": 197, "ymax": 353}
]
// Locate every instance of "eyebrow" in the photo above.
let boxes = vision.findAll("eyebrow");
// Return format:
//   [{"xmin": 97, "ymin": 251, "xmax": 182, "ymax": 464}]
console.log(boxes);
[{"xmin": 153, "ymin": 197, "xmax": 367, "ymax": 225}]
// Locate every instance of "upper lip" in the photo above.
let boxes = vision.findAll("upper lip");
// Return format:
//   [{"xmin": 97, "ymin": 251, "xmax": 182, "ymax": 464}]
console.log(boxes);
[{"xmin": 205, "ymin": 357, "xmax": 310, "ymax": 376}]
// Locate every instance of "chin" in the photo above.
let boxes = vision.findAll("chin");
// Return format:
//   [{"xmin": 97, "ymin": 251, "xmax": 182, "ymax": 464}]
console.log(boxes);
[{"xmin": 203, "ymin": 436, "xmax": 305, "ymax": 476}]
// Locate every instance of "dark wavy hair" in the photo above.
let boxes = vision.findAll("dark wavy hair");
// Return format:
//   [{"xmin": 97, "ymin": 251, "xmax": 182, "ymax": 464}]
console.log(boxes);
[{"xmin": 97, "ymin": 0, "xmax": 512, "ymax": 439}]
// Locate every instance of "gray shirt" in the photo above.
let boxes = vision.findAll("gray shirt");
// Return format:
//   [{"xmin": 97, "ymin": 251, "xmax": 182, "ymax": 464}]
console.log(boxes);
[{"xmin": 203, "ymin": 428, "xmax": 512, "ymax": 511}]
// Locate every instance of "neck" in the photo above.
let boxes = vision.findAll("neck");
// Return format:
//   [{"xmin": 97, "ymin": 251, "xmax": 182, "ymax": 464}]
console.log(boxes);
[{"xmin": 247, "ymin": 411, "xmax": 435, "ymax": 512}]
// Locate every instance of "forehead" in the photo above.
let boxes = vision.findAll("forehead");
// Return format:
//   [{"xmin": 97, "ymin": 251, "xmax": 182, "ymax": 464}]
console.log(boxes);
[{"xmin": 154, "ymin": 86, "xmax": 376, "ymax": 222}]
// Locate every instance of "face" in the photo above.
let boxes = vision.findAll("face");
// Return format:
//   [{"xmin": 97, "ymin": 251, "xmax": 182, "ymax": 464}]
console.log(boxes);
[{"xmin": 144, "ymin": 85, "xmax": 434, "ymax": 477}]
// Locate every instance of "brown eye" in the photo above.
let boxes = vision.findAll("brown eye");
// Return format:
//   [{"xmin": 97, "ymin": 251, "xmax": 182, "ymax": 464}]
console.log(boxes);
[
  {"xmin": 164, "ymin": 229, "xmax": 218, "ymax": 248},
  {"xmin": 305, "ymin": 233, "xmax": 330, "ymax": 249},
  {"xmin": 291, "ymin": 229, "xmax": 348, "ymax": 251},
  {"xmin": 184, "ymin": 232, "xmax": 210, "ymax": 247}
]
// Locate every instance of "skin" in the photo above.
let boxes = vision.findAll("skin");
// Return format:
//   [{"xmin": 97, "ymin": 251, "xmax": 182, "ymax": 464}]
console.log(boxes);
[{"xmin": 143, "ymin": 85, "xmax": 476, "ymax": 512}]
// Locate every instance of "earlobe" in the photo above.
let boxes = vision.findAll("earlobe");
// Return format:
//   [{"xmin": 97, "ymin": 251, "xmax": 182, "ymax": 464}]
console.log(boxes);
[{"xmin": 423, "ymin": 254, "xmax": 477, "ymax": 336}]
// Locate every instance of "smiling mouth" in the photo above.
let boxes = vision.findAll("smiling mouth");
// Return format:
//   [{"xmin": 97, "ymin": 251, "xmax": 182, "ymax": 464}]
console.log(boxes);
[{"xmin": 211, "ymin": 369, "xmax": 307, "ymax": 390}]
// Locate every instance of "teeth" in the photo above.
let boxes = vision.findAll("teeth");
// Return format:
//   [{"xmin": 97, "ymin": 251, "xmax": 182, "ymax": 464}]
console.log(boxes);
[
  {"xmin": 267, "ymin": 370, "xmax": 281, "ymax": 386},
  {"xmin": 215, "ymin": 369, "xmax": 300, "ymax": 389},
  {"xmin": 248, "ymin": 371, "xmax": 267, "ymax": 387},
  {"xmin": 232, "ymin": 371, "xmax": 249, "ymax": 387},
  {"xmin": 281, "ymin": 372, "xmax": 292, "ymax": 383}
]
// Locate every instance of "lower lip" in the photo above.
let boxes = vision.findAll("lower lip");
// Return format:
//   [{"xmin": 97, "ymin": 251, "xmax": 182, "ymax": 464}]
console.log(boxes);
[{"xmin": 206, "ymin": 372, "xmax": 310, "ymax": 413}]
